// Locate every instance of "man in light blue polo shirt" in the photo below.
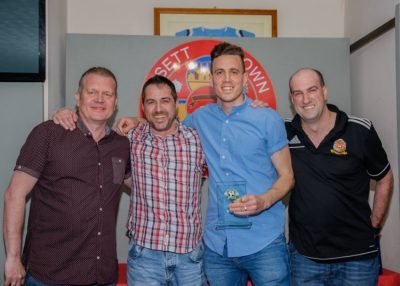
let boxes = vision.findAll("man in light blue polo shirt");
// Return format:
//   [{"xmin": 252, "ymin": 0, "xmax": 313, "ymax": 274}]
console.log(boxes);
[{"xmin": 184, "ymin": 42, "xmax": 294, "ymax": 285}]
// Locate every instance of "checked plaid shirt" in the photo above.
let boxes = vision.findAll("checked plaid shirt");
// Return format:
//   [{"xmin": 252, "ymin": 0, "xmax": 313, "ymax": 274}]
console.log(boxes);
[{"xmin": 127, "ymin": 122, "xmax": 205, "ymax": 253}]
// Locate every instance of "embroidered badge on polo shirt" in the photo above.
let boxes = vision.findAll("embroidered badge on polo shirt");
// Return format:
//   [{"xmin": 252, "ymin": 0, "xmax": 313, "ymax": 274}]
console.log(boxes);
[{"xmin": 330, "ymin": 138, "xmax": 348, "ymax": 155}]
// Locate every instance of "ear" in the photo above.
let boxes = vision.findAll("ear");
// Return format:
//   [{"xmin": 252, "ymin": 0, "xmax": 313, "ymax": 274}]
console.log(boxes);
[
  {"xmin": 322, "ymin": 86, "xmax": 328, "ymax": 101},
  {"xmin": 114, "ymin": 97, "xmax": 118, "ymax": 111},
  {"xmin": 74, "ymin": 92, "xmax": 80, "ymax": 106},
  {"xmin": 209, "ymin": 72, "xmax": 214, "ymax": 87},
  {"xmin": 289, "ymin": 92, "xmax": 294, "ymax": 105},
  {"xmin": 175, "ymin": 100, "xmax": 179, "ymax": 118},
  {"xmin": 243, "ymin": 72, "xmax": 249, "ymax": 86}
]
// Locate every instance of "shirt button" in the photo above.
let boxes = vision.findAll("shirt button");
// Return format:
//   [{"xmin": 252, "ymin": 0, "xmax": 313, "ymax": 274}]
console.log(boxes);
[
  {"xmin": 99, "ymin": 185, "xmax": 103, "ymax": 189},
  {"xmin": 225, "ymin": 120, "xmax": 229, "ymax": 124},
  {"xmin": 98, "ymin": 162, "xmax": 101, "ymax": 166},
  {"xmin": 97, "ymin": 256, "xmax": 100, "ymax": 260},
  {"xmin": 17, "ymin": 165, "xmax": 22, "ymax": 169},
  {"xmin": 98, "ymin": 232, "xmax": 101, "ymax": 236},
  {"xmin": 221, "ymin": 155, "xmax": 225, "ymax": 159},
  {"xmin": 99, "ymin": 207, "xmax": 103, "ymax": 211},
  {"xmin": 118, "ymin": 159, "xmax": 122, "ymax": 163},
  {"xmin": 225, "ymin": 173, "xmax": 230, "ymax": 176}
]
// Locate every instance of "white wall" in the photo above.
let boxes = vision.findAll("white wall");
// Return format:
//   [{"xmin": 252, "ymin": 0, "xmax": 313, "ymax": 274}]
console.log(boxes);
[
  {"xmin": 67, "ymin": 0, "xmax": 345, "ymax": 37},
  {"xmin": 45, "ymin": 0, "xmax": 67, "ymax": 118},
  {"xmin": 345, "ymin": 0, "xmax": 400, "ymax": 272}
]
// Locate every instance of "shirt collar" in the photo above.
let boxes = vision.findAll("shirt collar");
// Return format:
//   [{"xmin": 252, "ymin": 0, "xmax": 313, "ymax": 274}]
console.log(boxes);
[
  {"xmin": 76, "ymin": 116, "xmax": 112, "ymax": 138},
  {"xmin": 290, "ymin": 104, "xmax": 348, "ymax": 136},
  {"xmin": 217, "ymin": 93, "xmax": 250, "ymax": 114},
  {"xmin": 142, "ymin": 119, "xmax": 181, "ymax": 139}
]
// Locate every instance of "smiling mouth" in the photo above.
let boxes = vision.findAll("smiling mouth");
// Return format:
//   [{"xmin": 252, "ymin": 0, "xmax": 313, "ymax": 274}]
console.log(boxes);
[
  {"xmin": 152, "ymin": 113, "xmax": 168, "ymax": 122},
  {"xmin": 91, "ymin": 106, "xmax": 106, "ymax": 111},
  {"xmin": 222, "ymin": 86, "xmax": 233, "ymax": 92},
  {"xmin": 303, "ymin": 104, "xmax": 315, "ymax": 110}
]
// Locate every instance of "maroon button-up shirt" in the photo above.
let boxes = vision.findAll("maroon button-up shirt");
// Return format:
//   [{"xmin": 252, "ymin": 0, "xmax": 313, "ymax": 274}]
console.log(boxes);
[{"xmin": 16, "ymin": 119, "xmax": 130, "ymax": 284}]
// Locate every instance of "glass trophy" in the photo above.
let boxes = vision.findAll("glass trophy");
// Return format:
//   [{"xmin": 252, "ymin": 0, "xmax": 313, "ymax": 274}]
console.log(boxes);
[{"xmin": 215, "ymin": 181, "xmax": 252, "ymax": 230}]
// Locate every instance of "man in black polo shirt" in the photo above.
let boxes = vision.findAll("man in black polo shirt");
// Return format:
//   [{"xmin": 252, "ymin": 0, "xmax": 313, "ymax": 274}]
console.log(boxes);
[
  {"xmin": 3, "ymin": 67, "xmax": 131, "ymax": 286},
  {"xmin": 286, "ymin": 68, "xmax": 393, "ymax": 286}
]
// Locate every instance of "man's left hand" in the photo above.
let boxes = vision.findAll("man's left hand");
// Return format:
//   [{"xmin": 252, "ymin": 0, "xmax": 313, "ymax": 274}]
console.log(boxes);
[{"xmin": 229, "ymin": 194, "xmax": 267, "ymax": 216}]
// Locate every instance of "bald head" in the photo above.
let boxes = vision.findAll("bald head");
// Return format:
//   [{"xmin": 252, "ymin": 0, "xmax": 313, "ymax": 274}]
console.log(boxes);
[{"xmin": 289, "ymin": 68, "xmax": 325, "ymax": 93}]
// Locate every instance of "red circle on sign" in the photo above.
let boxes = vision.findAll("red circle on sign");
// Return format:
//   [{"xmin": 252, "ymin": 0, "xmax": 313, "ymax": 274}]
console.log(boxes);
[{"xmin": 142, "ymin": 39, "xmax": 276, "ymax": 120}]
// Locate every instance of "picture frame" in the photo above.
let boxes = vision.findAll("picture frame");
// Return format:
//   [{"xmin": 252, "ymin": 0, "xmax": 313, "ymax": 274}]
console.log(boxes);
[{"xmin": 154, "ymin": 8, "xmax": 277, "ymax": 38}]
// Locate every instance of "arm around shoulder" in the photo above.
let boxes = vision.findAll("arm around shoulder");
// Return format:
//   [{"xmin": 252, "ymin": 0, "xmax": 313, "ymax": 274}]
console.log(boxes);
[
  {"xmin": 52, "ymin": 107, "xmax": 78, "ymax": 131},
  {"xmin": 113, "ymin": 116, "xmax": 145, "ymax": 136}
]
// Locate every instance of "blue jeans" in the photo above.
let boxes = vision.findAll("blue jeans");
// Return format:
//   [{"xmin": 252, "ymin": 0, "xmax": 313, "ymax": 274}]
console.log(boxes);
[
  {"xmin": 127, "ymin": 240, "xmax": 205, "ymax": 286},
  {"xmin": 25, "ymin": 272, "xmax": 116, "ymax": 286},
  {"xmin": 204, "ymin": 233, "xmax": 290, "ymax": 286},
  {"xmin": 289, "ymin": 243, "xmax": 379, "ymax": 286}
]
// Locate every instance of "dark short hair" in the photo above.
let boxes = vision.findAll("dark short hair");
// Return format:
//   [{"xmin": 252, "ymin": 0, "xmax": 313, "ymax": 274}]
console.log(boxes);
[
  {"xmin": 289, "ymin": 68, "xmax": 326, "ymax": 93},
  {"xmin": 210, "ymin": 42, "xmax": 246, "ymax": 73},
  {"xmin": 77, "ymin": 66, "xmax": 118, "ymax": 96},
  {"xmin": 141, "ymin": 75, "xmax": 177, "ymax": 104}
]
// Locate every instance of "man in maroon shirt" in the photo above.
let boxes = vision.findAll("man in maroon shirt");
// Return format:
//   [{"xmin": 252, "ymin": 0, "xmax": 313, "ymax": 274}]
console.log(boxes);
[{"xmin": 3, "ymin": 67, "xmax": 131, "ymax": 286}]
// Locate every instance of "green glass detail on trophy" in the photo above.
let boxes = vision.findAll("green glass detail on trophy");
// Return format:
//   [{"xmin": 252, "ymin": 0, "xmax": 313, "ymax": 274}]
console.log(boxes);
[{"xmin": 215, "ymin": 181, "xmax": 252, "ymax": 230}]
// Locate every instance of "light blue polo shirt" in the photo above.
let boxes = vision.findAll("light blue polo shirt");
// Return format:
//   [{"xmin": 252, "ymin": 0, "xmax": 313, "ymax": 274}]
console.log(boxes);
[{"xmin": 184, "ymin": 97, "xmax": 288, "ymax": 257}]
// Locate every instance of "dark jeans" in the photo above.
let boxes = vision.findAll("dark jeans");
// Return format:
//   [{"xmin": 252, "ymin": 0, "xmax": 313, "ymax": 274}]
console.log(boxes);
[{"xmin": 289, "ymin": 243, "xmax": 379, "ymax": 286}]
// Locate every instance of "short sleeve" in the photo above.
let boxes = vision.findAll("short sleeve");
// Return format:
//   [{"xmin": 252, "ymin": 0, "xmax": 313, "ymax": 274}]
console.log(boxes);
[
  {"xmin": 265, "ymin": 111, "xmax": 289, "ymax": 156},
  {"xmin": 183, "ymin": 113, "xmax": 194, "ymax": 128},
  {"xmin": 15, "ymin": 122, "xmax": 50, "ymax": 178},
  {"xmin": 365, "ymin": 124, "xmax": 390, "ymax": 180}
]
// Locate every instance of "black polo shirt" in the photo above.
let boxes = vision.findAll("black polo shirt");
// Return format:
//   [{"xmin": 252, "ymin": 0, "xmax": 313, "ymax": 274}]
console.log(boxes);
[{"xmin": 286, "ymin": 104, "xmax": 390, "ymax": 262}]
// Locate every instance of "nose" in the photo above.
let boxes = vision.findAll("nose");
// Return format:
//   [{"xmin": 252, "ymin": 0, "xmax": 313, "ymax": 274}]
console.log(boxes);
[
  {"xmin": 95, "ymin": 93, "xmax": 105, "ymax": 103},
  {"xmin": 155, "ymin": 101, "xmax": 162, "ymax": 112},
  {"xmin": 302, "ymin": 92, "xmax": 311, "ymax": 103},
  {"xmin": 223, "ymin": 73, "xmax": 231, "ymax": 82}
]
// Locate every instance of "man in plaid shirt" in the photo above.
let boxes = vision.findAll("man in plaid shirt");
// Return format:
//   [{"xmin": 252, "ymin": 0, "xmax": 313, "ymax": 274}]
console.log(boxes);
[{"xmin": 125, "ymin": 75, "xmax": 206, "ymax": 285}]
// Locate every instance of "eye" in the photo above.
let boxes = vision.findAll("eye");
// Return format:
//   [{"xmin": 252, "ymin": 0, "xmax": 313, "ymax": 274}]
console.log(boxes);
[
  {"xmin": 308, "ymin": 87, "xmax": 318, "ymax": 93},
  {"xmin": 292, "ymin": 91, "xmax": 303, "ymax": 97}
]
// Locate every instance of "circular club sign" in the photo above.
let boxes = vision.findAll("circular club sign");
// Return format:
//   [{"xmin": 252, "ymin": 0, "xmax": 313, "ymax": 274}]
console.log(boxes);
[{"xmin": 143, "ymin": 39, "xmax": 276, "ymax": 121}]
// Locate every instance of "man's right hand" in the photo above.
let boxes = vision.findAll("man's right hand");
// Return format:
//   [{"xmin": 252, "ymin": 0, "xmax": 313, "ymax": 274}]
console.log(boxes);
[
  {"xmin": 52, "ymin": 108, "xmax": 78, "ymax": 130},
  {"xmin": 114, "ymin": 117, "xmax": 143, "ymax": 136},
  {"xmin": 4, "ymin": 256, "xmax": 26, "ymax": 286}
]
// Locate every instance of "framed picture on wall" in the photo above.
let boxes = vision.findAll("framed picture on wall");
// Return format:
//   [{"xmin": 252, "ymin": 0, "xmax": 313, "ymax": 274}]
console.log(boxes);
[{"xmin": 154, "ymin": 8, "xmax": 277, "ymax": 38}]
